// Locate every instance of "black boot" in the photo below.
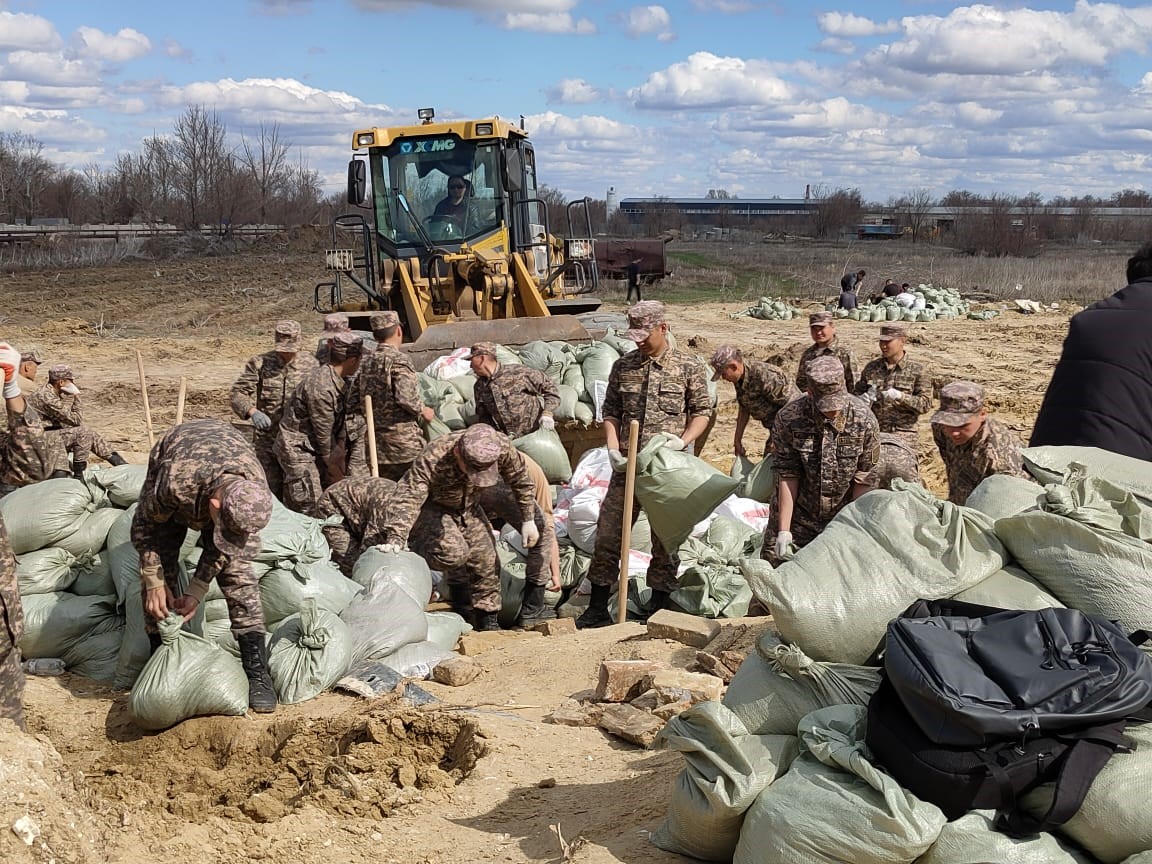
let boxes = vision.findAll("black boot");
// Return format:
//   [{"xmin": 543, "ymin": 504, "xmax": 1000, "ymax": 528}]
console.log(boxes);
[
  {"xmin": 72, "ymin": 460, "xmax": 87, "ymax": 481},
  {"xmin": 148, "ymin": 632, "xmax": 162, "ymax": 656},
  {"xmin": 448, "ymin": 583, "xmax": 474, "ymax": 622},
  {"xmin": 576, "ymin": 583, "xmax": 614, "ymax": 629},
  {"xmin": 474, "ymin": 611, "xmax": 501, "ymax": 631},
  {"xmin": 516, "ymin": 583, "xmax": 557, "ymax": 628},
  {"xmin": 107, "ymin": 452, "xmax": 127, "ymax": 466},
  {"xmin": 237, "ymin": 632, "xmax": 277, "ymax": 714},
  {"xmin": 642, "ymin": 589, "xmax": 671, "ymax": 621},
  {"xmin": 49, "ymin": 469, "xmax": 71, "ymax": 479}
]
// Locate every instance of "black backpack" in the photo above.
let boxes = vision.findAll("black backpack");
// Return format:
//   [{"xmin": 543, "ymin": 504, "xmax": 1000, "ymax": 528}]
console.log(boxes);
[{"xmin": 866, "ymin": 598, "xmax": 1152, "ymax": 835}]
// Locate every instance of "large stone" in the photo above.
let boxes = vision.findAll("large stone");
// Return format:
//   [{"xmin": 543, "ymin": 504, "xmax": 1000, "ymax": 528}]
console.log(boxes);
[
  {"xmin": 547, "ymin": 700, "xmax": 603, "ymax": 727},
  {"xmin": 597, "ymin": 704, "xmax": 666, "ymax": 748},
  {"xmin": 643, "ymin": 668, "xmax": 725, "ymax": 704},
  {"xmin": 695, "ymin": 651, "xmax": 735, "ymax": 683},
  {"xmin": 646, "ymin": 609, "xmax": 721, "ymax": 648},
  {"xmin": 719, "ymin": 650, "xmax": 747, "ymax": 673},
  {"xmin": 458, "ymin": 629, "xmax": 542, "ymax": 657},
  {"xmin": 530, "ymin": 618, "xmax": 577, "ymax": 637},
  {"xmin": 594, "ymin": 659, "xmax": 662, "ymax": 702},
  {"xmin": 432, "ymin": 656, "xmax": 480, "ymax": 686}
]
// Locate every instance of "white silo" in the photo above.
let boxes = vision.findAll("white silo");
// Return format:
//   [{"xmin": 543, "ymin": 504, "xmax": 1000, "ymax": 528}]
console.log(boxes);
[{"xmin": 606, "ymin": 186, "xmax": 619, "ymax": 218}]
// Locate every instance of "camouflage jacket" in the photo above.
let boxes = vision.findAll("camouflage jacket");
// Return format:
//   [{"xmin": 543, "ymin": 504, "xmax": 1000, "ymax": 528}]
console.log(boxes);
[
  {"xmin": 934, "ymin": 416, "xmax": 1029, "ymax": 505},
  {"xmin": 229, "ymin": 350, "xmax": 317, "ymax": 434},
  {"xmin": 736, "ymin": 359, "xmax": 794, "ymax": 428},
  {"xmin": 278, "ymin": 365, "xmax": 363, "ymax": 461},
  {"xmin": 353, "ymin": 344, "xmax": 425, "ymax": 463},
  {"xmin": 795, "ymin": 339, "xmax": 857, "ymax": 393},
  {"xmin": 131, "ymin": 419, "xmax": 266, "ymax": 600},
  {"xmin": 380, "ymin": 430, "xmax": 535, "ymax": 546},
  {"xmin": 316, "ymin": 475, "xmax": 398, "ymax": 547},
  {"xmin": 0, "ymin": 404, "xmax": 57, "ymax": 487},
  {"xmin": 474, "ymin": 363, "xmax": 560, "ymax": 440},
  {"xmin": 602, "ymin": 346, "xmax": 712, "ymax": 453},
  {"xmin": 854, "ymin": 355, "xmax": 932, "ymax": 437},
  {"xmin": 773, "ymin": 393, "xmax": 880, "ymax": 522},
  {"xmin": 0, "ymin": 513, "xmax": 22, "ymax": 645},
  {"xmin": 27, "ymin": 385, "xmax": 83, "ymax": 429}
]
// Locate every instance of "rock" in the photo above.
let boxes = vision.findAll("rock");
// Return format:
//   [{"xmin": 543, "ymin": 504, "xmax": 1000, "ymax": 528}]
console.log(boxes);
[
  {"xmin": 396, "ymin": 763, "xmax": 418, "ymax": 788},
  {"xmin": 537, "ymin": 777, "xmax": 557, "ymax": 788},
  {"xmin": 458, "ymin": 629, "xmax": 542, "ymax": 656},
  {"xmin": 695, "ymin": 651, "xmax": 735, "ymax": 683},
  {"xmin": 630, "ymin": 688, "xmax": 661, "ymax": 711},
  {"xmin": 530, "ymin": 618, "xmax": 577, "ymax": 636},
  {"xmin": 597, "ymin": 703, "xmax": 667, "ymax": 748},
  {"xmin": 719, "ymin": 650, "xmax": 747, "ymax": 672},
  {"xmin": 646, "ymin": 609, "xmax": 721, "ymax": 648},
  {"xmin": 643, "ymin": 668, "xmax": 725, "ymax": 704},
  {"xmin": 547, "ymin": 700, "xmax": 602, "ymax": 727},
  {"xmin": 432, "ymin": 656, "xmax": 481, "ymax": 686},
  {"xmin": 594, "ymin": 659, "xmax": 662, "ymax": 702},
  {"xmin": 653, "ymin": 701, "xmax": 691, "ymax": 721}
]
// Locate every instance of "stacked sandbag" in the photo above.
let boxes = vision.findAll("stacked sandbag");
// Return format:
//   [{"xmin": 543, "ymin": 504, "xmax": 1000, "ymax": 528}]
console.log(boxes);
[
  {"xmin": 1022, "ymin": 444, "xmax": 1152, "ymax": 497},
  {"xmin": 267, "ymin": 598, "xmax": 353, "ymax": 704},
  {"xmin": 950, "ymin": 565, "xmax": 1063, "ymax": 610},
  {"xmin": 341, "ymin": 547, "xmax": 432, "ymax": 663},
  {"xmin": 670, "ymin": 519, "xmax": 756, "ymax": 618},
  {"xmin": 17, "ymin": 592, "xmax": 120, "ymax": 661},
  {"xmin": 917, "ymin": 810, "xmax": 1095, "ymax": 864},
  {"xmin": 495, "ymin": 538, "xmax": 566, "ymax": 628},
  {"xmin": 512, "ymin": 428, "xmax": 572, "ymax": 483},
  {"xmin": 16, "ymin": 547, "xmax": 82, "ymax": 595},
  {"xmin": 419, "ymin": 372, "xmax": 468, "ymax": 429},
  {"xmin": 425, "ymin": 610, "xmax": 472, "ymax": 650},
  {"xmin": 84, "ymin": 463, "xmax": 148, "ymax": 507},
  {"xmin": 730, "ymin": 297, "xmax": 804, "ymax": 321},
  {"xmin": 963, "ymin": 473, "xmax": 1042, "ymax": 519},
  {"xmin": 0, "ymin": 478, "xmax": 100, "ymax": 554},
  {"xmin": 729, "ymin": 455, "xmax": 775, "ymax": 504}
]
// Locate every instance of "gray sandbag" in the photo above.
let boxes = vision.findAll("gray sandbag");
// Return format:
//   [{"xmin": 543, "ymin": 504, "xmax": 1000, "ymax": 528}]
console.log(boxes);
[
  {"xmin": 0, "ymin": 477, "xmax": 96, "ymax": 554},
  {"xmin": 17, "ymin": 592, "xmax": 120, "ymax": 659},
  {"xmin": 258, "ymin": 560, "xmax": 362, "ymax": 628},
  {"xmin": 573, "ymin": 401, "xmax": 594, "ymax": 425},
  {"xmin": 635, "ymin": 435, "xmax": 741, "ymax": 551},
  {"xmin": 445, "ymin": 373, "xmax": 476, "ymax": 404},
  {"xmin": 951, "ymin": 565, "xmax": 1064, "ymax": 610},
  {"xmin": 417, "ymin": 373, "xmax": 462, "ymax": 408},
  {"xmin": 518, "ymin": 340, "xmax": 562, "ymax": 374},
  {"xmin": 378, "ymin": 640, "xmax": 455, "ymax": 679},
  {"xmin": 341, "ymin": 549, "xmax": 431, "ymax": 663},
  {"xmin": 351, "ymin": 547, "xmax": 432, "ymax": 603},
  {"xmin": 731, "ymin": 455, "xmax": 775, "ymax": 501},
  {"xmin": 494, "ymin": 344, "xmax": 521, "ymax": 366},
  {"xmin": 996, "ymin": 467, "xmax": 1152, "ymax": 632},
  {"xmin": 16, "ymin": 547, "xmax": 79, "ymax": 595},
  {"xmin": 672, "ymin": 536, "xmax": 753, "ymax": 619},
  {"xmin": 1022, "ymin": 445, "xmax": 1152, "ymax": 498},
  {"xmin": 512, "ymin": 427, "xmax": 572, "ymax": 484},
  {"xmin": 1121, "ymin": 855, "xmax": 1152, "ymax": 864},
  {"xmin": 128, "ymin": 614, "xmax": 249, "ymax": 730},
  {"xmin": 256, "ymin": 500, "xmax": 337, "ymax": 578},
  {"xmin": 651, "ymin": 701, "xmax": 799, "ymax": 862},
  {"xmin": 267, "ymin": 598, "xmax": 353, "ymax": 704},
  {"xmin": 554, "ymin": 384, "xmax": 581, "ymax": 421},
  {"xmin": 733, "ymin": 706, "xmax": 946, "ymax": 864},
  {"xmin": 85, "ymin": 463, "xmax": 147, "ymax": 507},
  {"xmin": 722, "ymin": 631, "xmax": 881, "ymax": 736},
  {"xmin": 917, "ymin": 810, "xmax": 1094, "ymax": 864},
  {"xmin": 580, "ymin": 341, "xmax": 620, "ymax": 404},
  {"xmin": 561, "ymin": 362, "xmax": 585, "ymax": 395},
  {"xmin": 425, "ymin": 611, "xmax": 472, "ymax": 650},
  {"xmin": 54, "ymin": 507, "xmax": 122, "ymax": 558},
  {"xmin": 744, "ymin": 483, "xmax": 1005, "ymax": 663},
  {"xmin": 1022, "ymin": 722, "xmax": 1152, "ymax": 864},
  {"xmin": 963, "ymin": 473, "xmax": 1042, "ymax": 518},
  {"xmin": 70, "ymin": 553, "xmax": 114, "ymax": 596},
  {"xmin": 61, "ymin": 623, "xmax": 123, "ymax": 683},
  {"xmin": 424, "ymin": 416, "xmax": 452, "ymax": 441},
  {"xmin": 600, "ymin": 329, "xmax": 636, "ymax": 356},
  {"xmin": 437, "ymin": 399, "xmax": 466, "ymax": 430}
]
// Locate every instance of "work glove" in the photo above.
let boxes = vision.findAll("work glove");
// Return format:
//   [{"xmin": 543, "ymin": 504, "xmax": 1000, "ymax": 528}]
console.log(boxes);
[
  {"xmin": 375, "ymin": 542, "xmax": 405, "ymax": 555},
  {"xmin": 0, "ymin": 343, "xmax": 20, "ymax": 400},
  {"xmin": 863, "ymin": 385, "xmax": 878, "ymax": 405},
  {"xmin": 881, "ymin": 388, "xmax": 903, "ymax": 402},
  {"xmin": 608, "ymin": 449, "xmax": 628, "ymax": 473},
  {"xmin": 662, "ymin": 434, "xmax": 689, "ymax": 451},
  {"xmin": 538, "ymin": 413, "xmax": 555, "ymax": 432},
  {"xmin": 521, "ymin": 521, "xmax": 540, "ymax": 549},
  {"xmin": 774, "ymin": 530, "xmax": 794, "ymax": 560},
  {"xmin": 250, "ymin": 410, "xmax": 272, "ymax": 431}
]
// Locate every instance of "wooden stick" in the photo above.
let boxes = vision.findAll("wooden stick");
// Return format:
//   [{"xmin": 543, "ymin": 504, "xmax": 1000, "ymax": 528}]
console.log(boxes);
[
  {"xmin": 135, "ymin": 350, "xmax": 155, "ymax": 447},
  {"xmin": 617, "ymin": 419, "xmax": 640, "ymax": 626},
  {"xmin": 175, "ymin": 377, "xmax": 187, "ymax": 426},
  {"xmin": 363, "ymin": 394, "xmax": 379, "ymax": 478}
]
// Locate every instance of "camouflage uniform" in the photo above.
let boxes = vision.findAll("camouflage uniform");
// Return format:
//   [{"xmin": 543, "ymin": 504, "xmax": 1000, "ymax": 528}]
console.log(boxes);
[
  {"xmin": 763, "ymin": 357, "xmax": 880, "ymax": 564},
  {"xmin": 473, "ymin": 360, "xmax": 561, "ymax": 440},
  {"xmin": 931, "ymin": 381, "xmax": 1029, "ymax": 505},
  {"xmin": 795, "ymin": 313, "xmax": 857, "ymax": 393},
  {"xmin": 131, "ymin": 419, "xmax": 272, "ymax": 637},
  {"xmin": 0, "ymin": 403, "xmax": 58, "ymax": 490},
  {"xmin": 314, "ymin": 312, "xmax": 350, "ymax": 365},
  {"xmin": 854, "ymin": 329, "xmax": 931, "ymax": 487},
  {"xmin": 587, "ymin": 331, "xmax": 712, "ymax": 591},
  {"xmin": 734, "ymin": 359, "xmax": 793, "ymax": 433},
  {"xmin": 379, "ymin": 427, "xmax": 535, "ymax": 613},
  {"xmin": 28, "ymin": 376, "xmax": 117, "ymax": 466},
  {"xmin": 0, "ymin": 513, "xmax": 25, "ymax": 730},
  {"xmin": 315, "ymin": 476, "xmax": 398, "ymax": 577},
  {"xmin": 477, "ymin": 463, "xmax": 555, "ymax": 589},
  {"xmin": 230, "ymin": 321, "xmax": 317, "ymax": 498},
  {"xmin": 356, "ymin": 342, "xmax": 426, "ymax": 481}
]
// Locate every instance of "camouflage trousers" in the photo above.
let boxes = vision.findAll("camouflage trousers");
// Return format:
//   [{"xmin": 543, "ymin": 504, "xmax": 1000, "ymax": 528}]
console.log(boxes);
[
  {"xmin": 0, "ymin": 608, "xmax": 25, "ymax": 731},
  {"xmin": 0, "ymin": 405, "xmax": 60, "ymax": 487},
  {"xmin": 587, "ymin": 471, "xmax": 680, "ymax": 592},
  {"xmin": 253, "ymin": 433, "xmax": 284, "ymax": 500},
  {"xmin": 50, "ymin": 425, "xmax": 115, "ymax": 465},
  {"xmin": 377, "ymin": 460, "xmax": 414, "ymax": 482},
  {"xmin": 140, "ymin": 521, "xmax": 265, "ymax": 636},
  {"xmin": 872, "ymin": 432, "xmax": 922, "ymax": 490},
  {"xmin": 321, "ymin": 524, "xmax": 358, "ymax": 578},
  {"xmin": 477, "ymin": 482, "xmax": 554, "ymax": 588},
  {"xmin": 409, "ymin": 502, "xmax": 500, "ymax": 612},
  {"xmin": 759, "ymin": 499, "xmax": 834, "ymax": 567}
]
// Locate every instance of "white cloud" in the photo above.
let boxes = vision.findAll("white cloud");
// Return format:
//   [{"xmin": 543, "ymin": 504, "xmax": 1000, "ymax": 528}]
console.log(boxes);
[
  {"xmin": 0, "ymin": 51, "xmax": 94, "ymax": 87},
  {"xmin": 545, "ymin": 78, "xmax": 601, "ymax": 104},
  {"xmin": 689, "ymin": 0, "xmax": 755, "ymax": 13},
  {"xmin": 817, "ymin": 11, "xmax": 899, "ymax": 37},
  {"xmin": 1136, "ymin": 72, "xmax": 1152, "ymax": 95},
  {"xmin": 72, "ymin": 26, "xmax": 151, "ymax": 63},
  {"xmin": 816, "ymin": 37, "xmax": 855, "ymax": 56},
  {"xmin": 156, "ymin": 77, "xmax": 378, "ymax": 116},
  {"xmin": 165, "ymin": 39, "xmax": 192, "ymax": 59},
  {"xmin": 354, "ymin": 0, "xmax": 579, "ymax": 11},
  {"xmin": 629, "ymin": 52, "xmax": 792, "ymax": 110},
  {"xmin": 625, "ymin": 5, "xmax": 674, "ymax": 41},
  {"xmin": 0, "ymin": 104, "xmax": 105, "ymax": 143},
  {"xmin": 502, "ymin": 12, "xmax": 596, "ymax": 33},
  {"xmin": 0, "ymin": 12, "xmax": 62, "ymax": 52}
]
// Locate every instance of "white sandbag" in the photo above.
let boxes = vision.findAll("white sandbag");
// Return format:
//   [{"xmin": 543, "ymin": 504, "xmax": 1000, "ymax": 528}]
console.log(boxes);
[
  {"xmin": 733, "ymin": 706, "xmax": 946, "ymax": 864},
  {"xmin": 918, "ymin": 810, "xmax": 1094, "ymax": 864},
  {"xmin": 16, "ymin": 547, "xmax": 79, "ymax": 595},
  {"xmin": 423, "ymin": 347, "xmax": 471, "ymax": 380},
  {"xmin": 951, "ymin": 565, "xmax": 1064, "ymax": 610},
  {"xmin": 0, "ymin": 477, "xmax": 96, "ymax": 554},
  {"xmin": 711, "ymin": 495, "xmax": 772, "ymax": 534},
  {"xmin": 512, "ymin": 428, "xmax": 572, "ymax": 484},
  {"xmin": 566, "ymin": 487, "xmax": 604, "ymax": 554},
  {"xmin": 340, "ymin": 557, "xmax": 430, "ymax": 664},
  {"xmin": 70, "ymin": 553, "xmax": 114, "ymax": 596},
  {"xmin": 54, "ymin": 507, "xmax": 122, "ymax": 558},
  {"xmin": 570, "ymin": 446, "xmax": 612, "ymax": 492},
  {"xmin": 425, "ymin": 611, "xmax": 472, "ymax": 650},
  {"xmin": 1022, "ymin": 445, "xmax": 1152, "ymax": 498},
  {"xmin": 17, "ymin": 592, "xmax": 120, "ymax": 659},
  {"xmin": 61, "ymin": 623, "xmax": 123, "ymax": 683},
  {"xmin": 85, "ymin": 463, "xmax": 147, "ymax": 507},
  {"xmin": 963, "ymin": 473, "xmax": 1042, "ymax": 519},
  {"xmin": 258, "ymin": 560, "xmax": 362, "ymax": 627},
  {"xmin": 651, "ymin": 701, "xmax": 799, "ymax": 862},
  {"xmin": 267, "ymin": 598, "xmax": 353, "ymax": 704},
  {"xmin": 745, "ymin": 484, "xmax": 1006, "ymax": 663},
  {"xmin": 722, "ymin": 631, "xmax": 881, "ymax": 736},
  {"xmin": 1022, "ymin": 722, "xmax": 1152, "ymax": 864},
  {"xmin": 128, "ymin": 614, "xmax": 249, "ymax": 730},
  {"xmin": 378, "ymin": 640, "xmax": 455, "ymax": 679},
  {"xmin": 350, "ymin": 547, "xmax": 433, "ymax": 604}
]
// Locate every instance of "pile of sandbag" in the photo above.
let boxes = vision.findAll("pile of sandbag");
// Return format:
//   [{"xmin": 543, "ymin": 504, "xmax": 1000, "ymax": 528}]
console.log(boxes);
[
  {"xmin": 831, "ymin": 284, "xmax": 976, "ymax": 323},
  {"xmin": 730, "ymin": 297, "xmax": 805, "ymax": 321}
]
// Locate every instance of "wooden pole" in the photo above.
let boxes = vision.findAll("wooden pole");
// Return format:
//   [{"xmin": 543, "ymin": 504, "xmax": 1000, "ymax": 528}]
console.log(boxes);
[
  {"xmin": 617, "ymin": 419, "xmax": 640, "ymax": 626},
  {"xmin": 364, "ymin": 394, "xmax": 379, "ymax": 478},
  {"xmin": 135, "ymin": 350, "xmax": 155, "ymax": 447},
  {"xmin": 174, "ymin": 377, "xmax": 187, "ymax": 426}
]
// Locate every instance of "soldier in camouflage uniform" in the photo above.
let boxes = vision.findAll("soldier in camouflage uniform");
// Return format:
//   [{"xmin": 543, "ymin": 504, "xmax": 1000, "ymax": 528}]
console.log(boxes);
[
  {"xmin": 376, "ymin": 424, "xmax": 537, "ymax": 631},
  {"xmin": 932, "ymin": 381, "xmax": 1030, "ymax": 505},
  {"xmin": 274, "ymin": 332, "xmax": 368, "ymax": 516},
  {"xmin": 316, "ymin": 475, "xmax": 398, "ymax": 577},
  {"xmin": 0, "ymin": 512, "xmax": 25, "ymax": 730},
  {"xmin": 469, "ymin": 342, "xmax": 561, "ymax": 439},
  {"xmin": 315, "ymin": 312, "xmax": 350, "ymax": 365},
  {"xmin": 356, "ymin": 311, "xmax": 434, "ymax": 481},
  {"xmin": 17, "ymin": 347, "xmax": 42, "ymax": 396},
  {"xmin": 795, "ymin": 311, "xmax": 857, "ymax": 393},
  {"xmin": 28, "ymin": 364, "xmax": 126, "ymax": 479},
  {"xmin": 131, "ymin": 418, "xmax": 277, "ymax": 713},
  {"xmin": 763, "ymin": 356, "xmax": 880, "ymax": 565},
  {"xmin": 853, "ymin": 325, "xmax": 931, "ymax": 488},
  {"xmin": 579, "ymin": 301, "xmax": 713, "ymax": 629},
  {"xmin": 0, "ymin": 342, "xmax": 60, "ymax": 493},
  {"xmin": 709, "ymin": 345, "xmax": 795, "ymax": 456}
]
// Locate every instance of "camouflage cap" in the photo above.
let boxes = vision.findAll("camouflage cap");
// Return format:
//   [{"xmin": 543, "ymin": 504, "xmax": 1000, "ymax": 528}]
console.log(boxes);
[
  {"xmin": 465, "ymin": 341, "xmax": 498, "ymax": 360},
  {"xmin": 369, "ymin": 310, "xmax": 401, "ymax": 334},
  {"xmin": 20, "ymin": 346, "xmax": 44, "ymax": 364},
  {"xmin": 805, "ymin": 356, "xmax": 848, "ymax": 412},
  {"xmin": 709, "ymin": 345, "xmax": 742, "ymax": 381},
  {"xmin": 214, "ymin": 478, "xmax": 274, "ymax": 557},
  {"xmin": 274, "ymin": 319, "xmax": 302, "ymax": 351},
  {"xmin": 623, "ymin": 300, "xmax": 667, "ymax": 342},
  {"xmin": 878, "ymin": 324, "xmax": 907, "ymax": 341},
  {"xmin": 328, "ymin": 331, "xmax": 364, "ymax": 362},
  {"xmin": 809, "ymin": 311, "xmax": 834, "ymax": 326},
  {"xmin": 457, "ymin": 424, "xmax": 503, "ymax": 487},
  {"xmin": 47, "ymin": 364, "xmax": 74, "ymax": 382},
  {"xmin": 322, "ymin": 312, "xmax": 350, "ymax": 334},
  {"xmin": 931, "ymin": 381, "xmax": 985, "ymax": 427}
]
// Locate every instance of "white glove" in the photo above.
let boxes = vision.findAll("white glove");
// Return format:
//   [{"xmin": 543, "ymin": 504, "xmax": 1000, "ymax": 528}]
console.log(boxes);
[
  {"xmin": 881, "ymin": 388, "xmax": 903, "ymax": 402},
  {"xmin": 662, "ymin": 434, "xmax": 689, "ymax": 451},
  {"xmin": 774, "ymin": 530, "xmax": 794, "ymax": 560},
  {"xmin": 608, "ymin": 449, "xmax": 628, "ymax": 472},
  {"xmin": 375, "ymin": 542, "xmax": 404, "ymax": 555},
  {"xmin": 864, "ymin": 385, "xmax": 878, "ymax": 405},
  {"xmin": 0, "ymin": 343, "xmax": 20, "ymax": 399},
  {"xmin": 538, "ymin": 413, "xmax": 555, "ymax": 431},
  {"xmin": 521, "ymin": 521, "xmax": 540, "ymax": 549},
  {"xmin": 250, "ymin": 410, "xmax": 272, "ymax": 431}
]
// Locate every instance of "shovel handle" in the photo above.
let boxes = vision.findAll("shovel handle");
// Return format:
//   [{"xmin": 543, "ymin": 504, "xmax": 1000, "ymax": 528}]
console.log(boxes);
[
  {"xmin": 617, "ymin": 419, "xmax": 640, "ymax": 625},
  {"xmin": 364, "ymin": 394, "xmax": 379, "ymax": 478},
  {"xmin": 136, "ymin": 350, "xmax": 155, "ymax": 447}
]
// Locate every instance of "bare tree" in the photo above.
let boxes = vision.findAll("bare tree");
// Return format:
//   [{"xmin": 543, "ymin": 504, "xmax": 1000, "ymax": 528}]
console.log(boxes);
[
  {"xmin": 895, "ymin": 187, "xmax": 935, "ymax": 243},
  {"xmin": 238, "ymin": 121, "xmax": 290, "ymax": 224},
  {"xmin": 0, "ymin": 133, "xmax": 53, "ymax": 224},
  {"xmin": 809, "ymin": 185, "xmax": 863, "ymax": 239},
  {"xmin": 171, "ymin": 105, "xmax": 231, "ymax": 228}
]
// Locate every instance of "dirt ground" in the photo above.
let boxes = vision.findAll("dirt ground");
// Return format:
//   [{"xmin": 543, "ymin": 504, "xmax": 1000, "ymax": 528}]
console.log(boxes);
[{"xmin": 0, "ymin": 240, "xmax": 1074, "ymax": 863}]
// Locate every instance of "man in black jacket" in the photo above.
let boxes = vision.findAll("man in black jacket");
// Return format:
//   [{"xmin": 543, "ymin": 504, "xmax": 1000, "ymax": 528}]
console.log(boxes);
[{"xmin": 1031, "ymin": 242, "xmax": 1152, "ymax": 459}]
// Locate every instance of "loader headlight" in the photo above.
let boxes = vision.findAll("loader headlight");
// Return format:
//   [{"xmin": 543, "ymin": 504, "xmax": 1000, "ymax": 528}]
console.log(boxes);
[
  {"xmin": 356, "ymin": 132, "xmax": 375, "ymax": 147},
  {"xmin": 475, "ymin": 123, "xmax": 493, "ymax": 136}
]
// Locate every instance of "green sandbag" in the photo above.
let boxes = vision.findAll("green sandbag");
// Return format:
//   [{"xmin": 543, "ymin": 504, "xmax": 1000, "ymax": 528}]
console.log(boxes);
[
  {"xmin": 1021, "ymin": 445, "xmax": 1152, "ymax": 498},
  {"xmin": 901, "ymin": 308, "xmax": 918, "ymax": 322},
  {"xmin": 518, "ymin": 340, "xmax": 557, "ymax": 372},
  {"xmin": 70, "ymin": 553, "xmax": 114, "ymax": 596},
  {"xmin": 84, "ymin": 464, "xmax": 147, "ymax": 507},
  {"xmin": 848, "ymin": 309, "xmax": 862, "ymax": 321},
  {"xmin": 671, "ymin": 541, "xmax": 753, "ymax": 618},
  {"xmin": 743, "ymin": 456, "xmax": 775, "ymax": 503},
  {"xmin": 54, "ymin": 507, "xmax": 122, "ymax": 558},
  {"xmin": 561, "ymin": 363, "xmax": 585, "ymax": 395},
  {"xmin": 267, "ymin": 598, "xmax": 353, "ymax": 704},
  {"xmin": 600, "ymin": 329, "xmax": 636, "ymax": 356},
  {"xmin": 351, "ymin": 547, "xmax": 432, "ymax": 602},
  {"xmin": 886, "ymin": 306, "xmax": 901, "ymax": 321},
  {"xmin": 703, "ymin": 516, "xmax": 759, "ymax": 561},
  {"xmin": 424, "ymin": 417, "xmax": 452, "ymax": 441},
  {"xmin": 581, "ymin": 342, "xmax": 620, "ymax": 404},
  {"xmin": 494, "ymin": 344, "xmax": 521, "ymax": 365},
  {"xmin": 446, "ymin": 373, "xmax": 476, "ymax": 403},
  {"xmin": 16, "ymin": 547, "xmax": 79, "ymax": 595},
  {"xmin": 730, "ymin": 455, "xmax": 755, "ymax": 484},
  {"xmin": 634, "ymin": 435, "xmax": 741, "ymax": 550},
  {"xmin": 554, "ymin": 384, "xmax": 580, "ymax": 421},
  {"xmin": 870, "ymin": 306, "xmax": 885, "ymax": 323},
  {"xmin": 952, "ymin": 565, "xmax": 1064, "ymax": 610},
  {"xmin": 512, "ymin": 428, "xmax": 572, "ymax": 483},
  {"xmin": 963, "ymin": 473, "xmax": 1041, "ymax": 518},
  {"xmin": 61, "ymin": 623, "xmax": 123, "ymax": 683},
  {"xmin": 258, "ymin": 559, "xmax": 362, "ymax": 627},
  {"xmin": 437, "ymin": 400, "xmax": 466, "ymax": 430},
  {"xmin": 128, "ymin": 614, "xmax": 250, "ymax": 730},
  {"xmin": 918, "ymin": 810, "xmax": 1094, "ymax": 864},
  {"xmin": 255, "ymin": 500, "xmax": 334, "ymax": 577},
  {"xmin": 0, "ymin": 477, "xmax": 96, "ymax": 554},
  {"xmin": 425, "ymin": 611, "xmax": 472, "ymax": 650},
  {"xmin": 17, "ymin": 592, "xmax": 120, "ymax": 659},
  {"xmin": 573, "ymin": 401, "xmax": 594, "ymax": 425},
  {"xmin": 651, "ymin": 702, "xmax": 799, "ymax": 862},
  {"xmin": 417, "ymin": 373, "xmax": 459, "ymax": 407}
]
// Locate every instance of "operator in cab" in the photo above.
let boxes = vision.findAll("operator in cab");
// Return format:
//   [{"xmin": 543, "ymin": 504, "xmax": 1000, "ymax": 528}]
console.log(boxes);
[{"xmin": 430, "ymin": 175, "xmax": 471, "ymax": 236}]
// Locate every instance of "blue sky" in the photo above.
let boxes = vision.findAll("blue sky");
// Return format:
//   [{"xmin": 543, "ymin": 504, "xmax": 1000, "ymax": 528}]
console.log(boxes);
[{"xmin": 3, "ymin": 0, "xmax": 1152, "ymax": 204}]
